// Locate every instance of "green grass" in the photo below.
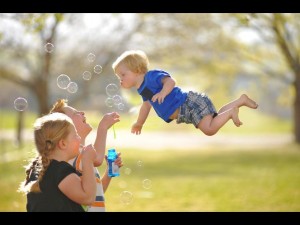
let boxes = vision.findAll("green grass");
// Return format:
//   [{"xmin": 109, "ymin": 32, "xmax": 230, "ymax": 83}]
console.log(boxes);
[
  {"xmin": 0, "ymin": 110, "xmax": 38, "ymax": 130},
  {"xmin": 1, "ymin": 141, "xmax": 300, "ymax": 212}
]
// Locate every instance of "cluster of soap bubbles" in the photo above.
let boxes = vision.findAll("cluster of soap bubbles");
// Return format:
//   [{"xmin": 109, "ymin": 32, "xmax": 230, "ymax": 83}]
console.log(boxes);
[
  {"xmin": 118, "ymin": 159, "xmax": 153, "ymax": 205},
  {"xmin": 14, "ymin": 97, "xmax": 28, "ymax": 111},
  {"xmin": 82, "ymin": 53, "xmax": 103, "ymax": 81},
  {"xmin": 56, "ymin": 53, "xmax": 104, "ymax": 96},
  {"xmin": 105, "ymin": 83, "xmax": 125, "ymax": 111},
  {"xmin": 57, "ymin": 74, "xmax": 78, "ymax": 94},
  {"xmin": 81, "ymin": 54, "xmax": 122, "ymax": 110}
]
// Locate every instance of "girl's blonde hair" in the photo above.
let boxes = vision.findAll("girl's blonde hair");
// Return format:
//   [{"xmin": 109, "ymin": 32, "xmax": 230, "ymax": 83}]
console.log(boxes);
[
  {"xmin": 19, "ymin": 112, "xmax": 73, "ymax": 194},
  {"xmin": 49, "ymin": 99, "xmax": 68, "ymax": 114},
  {"xmin": 112, "ymin": 50, "xmax": 149, "ymax": 74}
]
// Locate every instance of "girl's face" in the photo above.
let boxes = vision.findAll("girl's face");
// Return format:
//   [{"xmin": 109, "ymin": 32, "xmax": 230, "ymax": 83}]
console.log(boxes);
[
  {"xmin": 63, "ymin": 106, "xmax": 92, "ymax": 142},
  {"xmin": 65, "ymin": 124, "xmax": 81, "ymax": 159},
  {"xmin": 115, "ymin": 63, "xmax": 139, "ymax": 89}
]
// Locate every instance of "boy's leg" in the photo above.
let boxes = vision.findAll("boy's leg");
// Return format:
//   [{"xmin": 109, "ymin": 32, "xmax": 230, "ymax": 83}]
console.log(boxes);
[
  {"xmin": 218, "ymin": 94, "xmax": 258, "ymax": 114},
  {"xmin": 197, "ymin": 107, "xmax": 241, "ymax": 136}
]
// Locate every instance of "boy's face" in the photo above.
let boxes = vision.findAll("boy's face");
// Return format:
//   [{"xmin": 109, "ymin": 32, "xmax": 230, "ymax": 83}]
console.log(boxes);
[{"xmin": 115, "ymin": 63, "xmax": 139, "ymax": 89}]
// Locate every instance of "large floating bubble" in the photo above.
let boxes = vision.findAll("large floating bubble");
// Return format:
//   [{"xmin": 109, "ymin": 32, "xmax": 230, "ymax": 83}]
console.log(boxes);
[
  {"xmin": 57, "ymin": 74, "xmax": 70, "ymax": 89},
  {"xmin": 106, "ymin": 83, "xmax": 118, "ymax": 97},
  {"xmin": 67, "ymin": 82, "xmax": 78, "ymax": 93},
  {"xmin": 14, "ymin": 97, "xmax": 28, "ymax": 111}
]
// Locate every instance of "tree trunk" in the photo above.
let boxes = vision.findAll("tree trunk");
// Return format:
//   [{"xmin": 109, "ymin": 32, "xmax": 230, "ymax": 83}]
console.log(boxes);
[
  {"xmin": 271, "ymin": 14, "xmax": 300, "ymax": 144},
  {"xmin": 16, "ymin": 110, "xmax": 24, "ymax": 148},
  {"xmin": 35, "ymin": 78, "xmax": 49, "ymax": 116},
  {"xmin": 294, "ymin": 76, "xmax": 300, "ymax": 144}
]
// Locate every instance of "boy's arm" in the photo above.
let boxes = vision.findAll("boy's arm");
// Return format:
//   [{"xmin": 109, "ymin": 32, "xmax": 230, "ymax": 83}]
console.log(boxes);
[
  {"xmin": 152, "ymin": 76, "xmax": 176, "ymax": 104},
  {"xmin": 93, "ymin": 112, "xmax": 120, "ymax": 167},
  {"xmin": 131, "ymin": 101, "xmax": 152, "ymax": 134}
]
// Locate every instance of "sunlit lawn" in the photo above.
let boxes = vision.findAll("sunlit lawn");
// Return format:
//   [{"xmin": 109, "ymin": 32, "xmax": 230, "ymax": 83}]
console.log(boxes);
[
  {"xmin": 1, "ymin": 140, "xmax": 300, "ymax": 212},
  {"xmin": 0, "ymin": 106, "xmax": 297, "ymax": 211}
]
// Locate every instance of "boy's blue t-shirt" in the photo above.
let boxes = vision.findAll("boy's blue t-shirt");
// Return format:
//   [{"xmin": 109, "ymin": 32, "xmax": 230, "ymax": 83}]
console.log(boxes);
[{"xmin": 137, "ymin": 69, "xmax": 187, "ymax": 123}]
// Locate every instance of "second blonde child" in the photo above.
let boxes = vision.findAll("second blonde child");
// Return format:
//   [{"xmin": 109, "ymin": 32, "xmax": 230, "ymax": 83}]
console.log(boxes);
[{"xmin": 112, "ymin": 50, "xmax": 258, "ymax": 136}]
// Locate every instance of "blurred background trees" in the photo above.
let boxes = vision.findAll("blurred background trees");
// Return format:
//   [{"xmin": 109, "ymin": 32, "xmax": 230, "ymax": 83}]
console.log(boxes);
[{"xmin": 0, "ymin": 13, "xmax": 298, "ymax": 143}]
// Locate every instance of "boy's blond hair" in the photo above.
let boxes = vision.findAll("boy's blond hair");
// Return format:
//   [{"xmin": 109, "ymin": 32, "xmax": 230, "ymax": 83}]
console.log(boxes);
[{"xmin": 112, "ymin": 50, "xmax": 149, "ymax": 74}]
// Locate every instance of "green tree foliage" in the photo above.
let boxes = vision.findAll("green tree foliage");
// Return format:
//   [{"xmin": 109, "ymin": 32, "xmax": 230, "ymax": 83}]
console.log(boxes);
[
  {"xmin": 0, "ymin": 13, "xmax": 63, "ymax": 115},
  {"xmin": 233, "ymin": 13, "xmax": 300, "ymax": 143}
]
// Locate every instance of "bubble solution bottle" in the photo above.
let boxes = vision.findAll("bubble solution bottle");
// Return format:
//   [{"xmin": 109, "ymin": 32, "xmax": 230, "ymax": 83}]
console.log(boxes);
[{"xmin": 107, "ymin": 148, "xmax": 120, "ymax": 177}]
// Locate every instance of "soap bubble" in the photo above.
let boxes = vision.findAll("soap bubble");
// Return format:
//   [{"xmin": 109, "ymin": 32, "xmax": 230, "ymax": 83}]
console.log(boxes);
[
  {"xmin": 14, "ymin": 97, "xmax": 28, "ymax": 111},
  {"xmin": 124, "ymin": 167, "xmax": 132, "ymax": 175},
  {"xmin": 106, "ymin": 83, "xmax": 118, "ymax": 97},
  {"xmin": 82, "ymin": 71, "xmax": 92, "ymax": 80},
  {"xmin": 57, "ymin": 74, "xmax": 70, "ymax": 89},
  {"xmin": 137, "ymin": 160, "xmax": 143, "ymax": 167},
  {"xmin": 112, "ymin": 95, "xmax": 122, "ymax": 105},
  {"xmin": 105, "ymin": 97, "xmax": 114, "ymax": 107},
  {"xmin": 142, "ymin": 179, "xmax": 152, "ymax": 190},
  {"xmin": 44, "ymin": 42, "xmax": 54, "ymax": 53},
  {"xmin": 117, "ymin": 103, "xmax": 125, "ymax": 111},
  {"xmin": 87, "ymin": 53, "xmax": 96, "ymax": 62},
  {"xmin": 94, "ymin": 65, "xmax": 103, "ymax": 74},
  {"xmin": 67, "ymin": 82, "xmax": 78, "ymax": 93},
  {"xmin": 120, "ymin": 191, "xmax": 133, "ymax": 205}
]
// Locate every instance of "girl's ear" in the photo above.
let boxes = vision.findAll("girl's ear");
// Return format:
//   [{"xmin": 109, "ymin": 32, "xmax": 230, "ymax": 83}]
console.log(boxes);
[{"xmin": 57, "ymin": 139, "xmax": 67, "ymax": 150}]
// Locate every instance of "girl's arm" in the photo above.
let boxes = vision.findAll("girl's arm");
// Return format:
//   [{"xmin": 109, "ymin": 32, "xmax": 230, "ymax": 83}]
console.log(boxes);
[
  {"xmin": 93, "ymin": 112, "xmax": 120, "ymax": 167},
  {"xmin": 152, "ymin": 76, "xmax": 176, "ymax": 104},
  {"xmin": 59, "ymin": 144, "xmax": 97, "ymax": 205},
  {"xmin": 131, "ymin": 101, "xmax": 152, "ymax": 135}
]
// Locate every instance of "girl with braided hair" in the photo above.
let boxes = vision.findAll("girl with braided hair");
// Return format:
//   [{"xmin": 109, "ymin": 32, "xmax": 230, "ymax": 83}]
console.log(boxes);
[{"xmin": 19, "ymin": 113, "xmax": 97, "ymax": 212}]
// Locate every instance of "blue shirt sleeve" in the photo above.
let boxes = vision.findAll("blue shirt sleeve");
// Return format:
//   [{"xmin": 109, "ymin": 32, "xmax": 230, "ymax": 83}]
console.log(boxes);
[{"xmin": 148, "ymin": 70, "xmax": 170, "ymax": 91}]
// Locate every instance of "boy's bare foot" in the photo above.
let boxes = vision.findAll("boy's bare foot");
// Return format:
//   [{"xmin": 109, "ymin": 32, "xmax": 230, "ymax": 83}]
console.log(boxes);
[
  {"xmin": 240, "ymin": 94, "xmax": 258, "ymax": 109},
  {"xmin": 232, "ymin": 107, "xmax": 242, "ymax": 127}
]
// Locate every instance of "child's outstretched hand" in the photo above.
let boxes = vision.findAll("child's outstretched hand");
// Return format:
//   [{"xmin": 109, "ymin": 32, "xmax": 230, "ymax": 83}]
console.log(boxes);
[
  {"xmin": 152, "ymin": 92, "xmax": 166, "ymax": 104},
  {"xmin": 99, "ymin": 112, "xmax": 120, "ymax": 130},
  {"xmin": 131, "ymin": 122, "xmax": 143, "ymax": 135}
]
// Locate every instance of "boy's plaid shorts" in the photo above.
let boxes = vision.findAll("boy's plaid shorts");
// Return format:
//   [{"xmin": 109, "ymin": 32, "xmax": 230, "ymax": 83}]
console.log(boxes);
[{"xmin": 176, "ymin": 91, "xmax": 218, "ymax": 128}]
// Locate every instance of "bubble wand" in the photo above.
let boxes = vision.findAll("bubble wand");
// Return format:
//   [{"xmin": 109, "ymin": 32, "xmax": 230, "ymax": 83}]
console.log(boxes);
[{"xmin": 112, "ymin": 124, "xmax": 116, "ymax": 139}]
